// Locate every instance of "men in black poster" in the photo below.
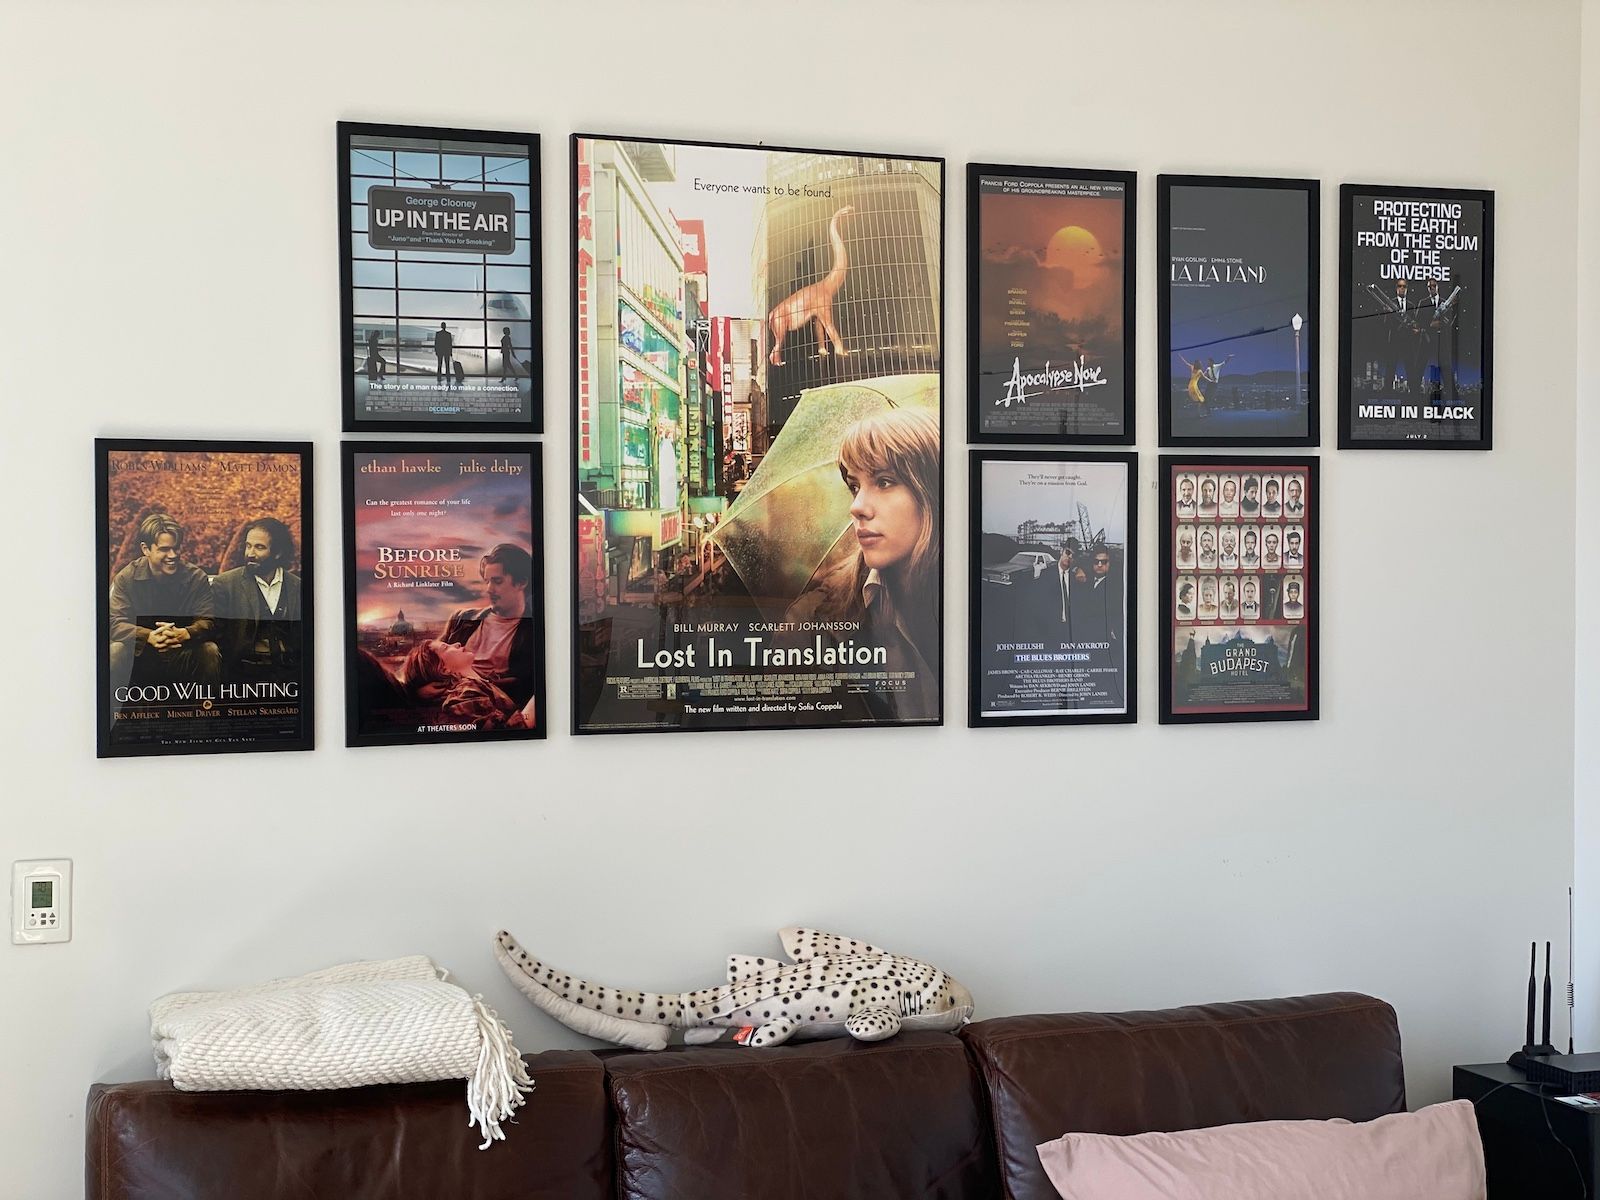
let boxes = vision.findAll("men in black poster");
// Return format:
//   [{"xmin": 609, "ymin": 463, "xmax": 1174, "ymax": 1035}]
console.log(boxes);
[
  {"xmin": 213, "ymin": 517, "xmax": 303, "ymax": 683},
  {"xmin": 1341, "ymin": 185, "xmax": 1491, "ymax": 448}
]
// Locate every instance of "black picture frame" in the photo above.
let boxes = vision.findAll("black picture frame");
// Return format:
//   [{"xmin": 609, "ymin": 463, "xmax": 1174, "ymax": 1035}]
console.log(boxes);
[
  {"xmin": 571, "ymin": 132, "xmax": 945, "ymax": 736},
  {"xmin": 1157, "ymin": 175, "xmax": 1320, "ymax": 448},
  {"xmin": 1336, "ymin": 183, "xmax": 1494, "ymax": 451},
  {"xmin": 341, "ymin": 440, "xmax": 546, "ymax": 748},
  {"xmin": 968, "ymin": 449, "xmax": 1138, "ymax": 727},
  {"xmin": 1158, "ymin": 453, "xmax": 1319, "ymax": 724},
  {"xmin": 967, "ymin": 163, "xmax": 1136, "ymax": 445},
  {"xmin": 338, "ymin": 121, "xmax": 543, "ymax": 434},
  {"xmin": 95, "ymin": 438, "xmax": 315, "ymax": 759}
]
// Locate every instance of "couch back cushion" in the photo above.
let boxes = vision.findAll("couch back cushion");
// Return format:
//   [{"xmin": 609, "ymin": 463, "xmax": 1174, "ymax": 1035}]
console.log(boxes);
[
  {"xmin": 86, "ymin": 1050, "xmax": 610, "ymax": 1200},
  {"xmin": 604, "ymin": 1031, "xmax": 998, "ymax": 1199},
  {"xmin": 961, "ymin": 992, "xmax": 1406, "ymax": 1200}
]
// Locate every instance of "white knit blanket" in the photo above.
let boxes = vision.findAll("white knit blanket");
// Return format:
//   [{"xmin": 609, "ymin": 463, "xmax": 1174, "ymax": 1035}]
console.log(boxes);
[{"xmin": 149, "ymin": 956, "xmax": 533, "ymax": 1148}]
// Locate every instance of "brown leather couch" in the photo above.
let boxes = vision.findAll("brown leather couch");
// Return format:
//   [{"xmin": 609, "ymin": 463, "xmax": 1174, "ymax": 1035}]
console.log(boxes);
[{"xmin": 87, "ymin": 991, "xmax": 1405, "ymax": 1199}]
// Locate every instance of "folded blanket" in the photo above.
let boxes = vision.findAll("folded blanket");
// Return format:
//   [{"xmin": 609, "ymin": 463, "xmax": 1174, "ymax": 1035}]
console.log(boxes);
[{"xmin": 149, "ymin": 955, "xmax": 533, "ymax": 1148}]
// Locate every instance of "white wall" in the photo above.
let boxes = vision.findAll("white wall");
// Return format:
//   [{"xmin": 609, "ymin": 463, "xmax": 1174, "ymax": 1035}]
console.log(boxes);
[
  {"xmin": 1577, "ymin": 0, "xmax": 1600, "ymax": 1049},
  {"xmin": 0, "ymin": 2, "xmax": 1583, "ymax": 1195}
]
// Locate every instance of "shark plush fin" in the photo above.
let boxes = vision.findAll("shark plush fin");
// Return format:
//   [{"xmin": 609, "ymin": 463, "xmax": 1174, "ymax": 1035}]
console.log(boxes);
[
  {"xmin": 727, "ymin": 954, "xmax": 779, "ymax": 984},
  {"xmin": 845, "ymin": 1008, "xmax": 903, "ymax": 1042},
  {"xmin": 779, "ymin": 927, "xmax": 888, "ymax": 962}
]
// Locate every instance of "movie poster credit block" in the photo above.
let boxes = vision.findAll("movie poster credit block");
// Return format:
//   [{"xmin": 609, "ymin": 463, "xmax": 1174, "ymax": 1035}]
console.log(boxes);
[
  {"xmin": 1158, "ymin": 175, "xmax": 1320, "ymax": 448},
  {"xmin": 1158, "ymin": 454, "xmax": 1319, "ymax": 724},
  {"xmin": 1338, "ymin": 183, "xmax": 1493, "ymax": 450},
  {"xmin": 341, "ymin": 442, "xmax": 545, "ymax": 747},
  {"xmin": 95, "ymin": 439, "xmax": 314, "ymax": 758},
  {"xmin": 968, "ymin": 450, "xmax": 1137, "ymax": 727},
  {"xmin": 339, "ymin": 121, "xmax": 542, "ymax": 434},
  {"xmin": 967, "ymin": 164, "xmax": 1136, "ymax": 444},
  {"xmin": 572, "ymin": 134, "xmax": 944, "ymax": 734}
]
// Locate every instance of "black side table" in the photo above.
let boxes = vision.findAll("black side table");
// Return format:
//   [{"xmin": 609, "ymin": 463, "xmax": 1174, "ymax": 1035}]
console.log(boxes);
[{"xmin": 1454, "ymin": 1063, "xmax": 1599, "ymax": 1199}]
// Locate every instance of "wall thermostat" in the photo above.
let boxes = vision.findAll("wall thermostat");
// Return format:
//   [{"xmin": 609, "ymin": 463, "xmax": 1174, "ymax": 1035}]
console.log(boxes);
[{"xmin": 12, "ymin": 859, "xmax": 71, "ymax": 945}]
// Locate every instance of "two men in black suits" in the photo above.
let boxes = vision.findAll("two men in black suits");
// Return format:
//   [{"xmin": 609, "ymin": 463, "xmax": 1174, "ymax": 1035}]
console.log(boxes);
[{"xmin": 1019, "ymin": 541, "xmax": 1124, "ymax": 649}]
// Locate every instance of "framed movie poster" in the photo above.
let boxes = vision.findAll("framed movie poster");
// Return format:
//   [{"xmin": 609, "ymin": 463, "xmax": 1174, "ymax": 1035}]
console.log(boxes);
[
  {"xmin": 342, "ymin": 442, "xmax": 545, "ymax": 747},
  {"xmin": 967, "ymin": 164, "xmax": 1135, "ymax": 444},
  {"xmin": 573, "ymin": 134, "xmax": 944, "ymax": 734},
  {"xmin": 1159, "ymin": 455, "xmax": 1318, "ymax": 724},
  {"xmin": 969, "ymin": 450, "xmax": 1136, "ymax": 727},
  {"xmin": 339, "ymin": 121, "xmax": 541, "ymax": 433},
  {"xmin": 95, "ymin": 439, "xmax": 313, "ymax": 758},
  {"xmin": 1338, "ymin": 184, "xmax": 1493, "ymax": 450},
  {"xmin": 1158, "ymin": 175, "xmax": 1319, "ymax": 447}
]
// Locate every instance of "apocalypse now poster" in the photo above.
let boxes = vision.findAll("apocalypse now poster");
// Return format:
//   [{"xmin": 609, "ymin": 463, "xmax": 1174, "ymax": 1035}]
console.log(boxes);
[
  {"xmin": 968, "ymin": 165, "xmax": 1134, "ymax": 443},
  {"xmin": 95, "ymin": 440, "xmax": 314, "ymax": 758},
  {"xmin": 573, "ymin": 134, "xmax": 945, "ymax": 734},
  {"xmin": 342, "ymin": 442, "xmax": 545, "ymax": 747}
]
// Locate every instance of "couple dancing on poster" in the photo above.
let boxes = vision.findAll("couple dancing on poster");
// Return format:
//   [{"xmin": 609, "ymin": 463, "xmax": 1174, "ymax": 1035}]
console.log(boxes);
[{"xmin": 1180, "ymin": 352, "xmax": 1234, "ymax": 418}]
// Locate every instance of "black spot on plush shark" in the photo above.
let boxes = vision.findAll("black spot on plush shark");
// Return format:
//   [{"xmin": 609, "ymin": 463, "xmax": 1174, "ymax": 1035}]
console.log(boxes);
[{"xmin": 492, "ymin": 927, "xmax": 974, "ymax": 1052}]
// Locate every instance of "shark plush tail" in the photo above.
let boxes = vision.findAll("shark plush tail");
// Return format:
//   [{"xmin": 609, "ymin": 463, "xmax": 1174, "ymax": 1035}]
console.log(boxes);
[{"xmin": 494, "ymin": 930, "xmax": 682, "ymax": 1052}]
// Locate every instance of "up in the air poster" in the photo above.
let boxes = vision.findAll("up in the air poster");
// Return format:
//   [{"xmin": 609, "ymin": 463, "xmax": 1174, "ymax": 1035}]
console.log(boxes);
[
  {"xmin": 95, "ymin": 440, "xmax": 313, "ymax": 758},
  {"xmin": 339, "ymin": 122, "xmax": 541, "ymax": 433},
  {"xmin": 573, "ymin": 135, "xmax": 944, "ymax": 734}
]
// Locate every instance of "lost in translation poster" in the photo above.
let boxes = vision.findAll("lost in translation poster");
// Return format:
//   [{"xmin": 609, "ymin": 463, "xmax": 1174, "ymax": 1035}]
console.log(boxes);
[
  {"xmin": 573, "ymin": 134, "xmax": 944, "ymax": 734},
  {"xmin": 339, "ymin": 121, "xmax": 542, "ymax": 433},
  {"xmin": 95, "ymin": 439, "xmax": 314, "ymax": 758}
]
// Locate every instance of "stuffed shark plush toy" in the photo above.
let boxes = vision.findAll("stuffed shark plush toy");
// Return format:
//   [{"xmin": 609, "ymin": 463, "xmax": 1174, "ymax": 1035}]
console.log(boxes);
[{"xmin": 494, "ymin": 926, "xmax": 974, "ymax": 1052}]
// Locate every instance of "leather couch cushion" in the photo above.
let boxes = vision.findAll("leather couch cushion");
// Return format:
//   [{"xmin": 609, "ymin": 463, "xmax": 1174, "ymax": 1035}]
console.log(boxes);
[
  {"xmin": 86, "ymin": 1050, "xmax": 609, "ymax": 1200},
  {"xmin": 605, "ymin": 1031, "xmax": 998, "ymax": 1199},
  {"xmin": 961, "ymin": 992, "xmax": 1406, "ymax": 1200}
]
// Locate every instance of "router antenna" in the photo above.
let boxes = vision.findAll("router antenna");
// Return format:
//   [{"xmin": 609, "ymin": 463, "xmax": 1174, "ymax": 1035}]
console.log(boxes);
[
  {"xmin": 1541, "ymin": 941, "xmax": 1553, "ymax": 1050},
  {"xmin": 1525, "ymin": 940, "xmax": 1537, "ymax": 1050},
  {"xmin": 1570, "ymin": 887, "xmax": 1577, "ymax": 1055}
]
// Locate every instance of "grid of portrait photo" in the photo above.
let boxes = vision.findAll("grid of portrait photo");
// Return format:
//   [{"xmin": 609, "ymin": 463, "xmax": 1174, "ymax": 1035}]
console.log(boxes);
[{"xmin": 1172, "ymin": 468, "xmax": 1309, "ymax": 628}]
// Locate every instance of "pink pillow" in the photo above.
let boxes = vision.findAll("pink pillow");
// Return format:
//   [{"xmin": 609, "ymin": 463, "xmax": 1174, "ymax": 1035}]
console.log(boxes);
[{"xmin": 1036, "ymin": 1100, "xmax": 1485, "ymax": 1200}]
